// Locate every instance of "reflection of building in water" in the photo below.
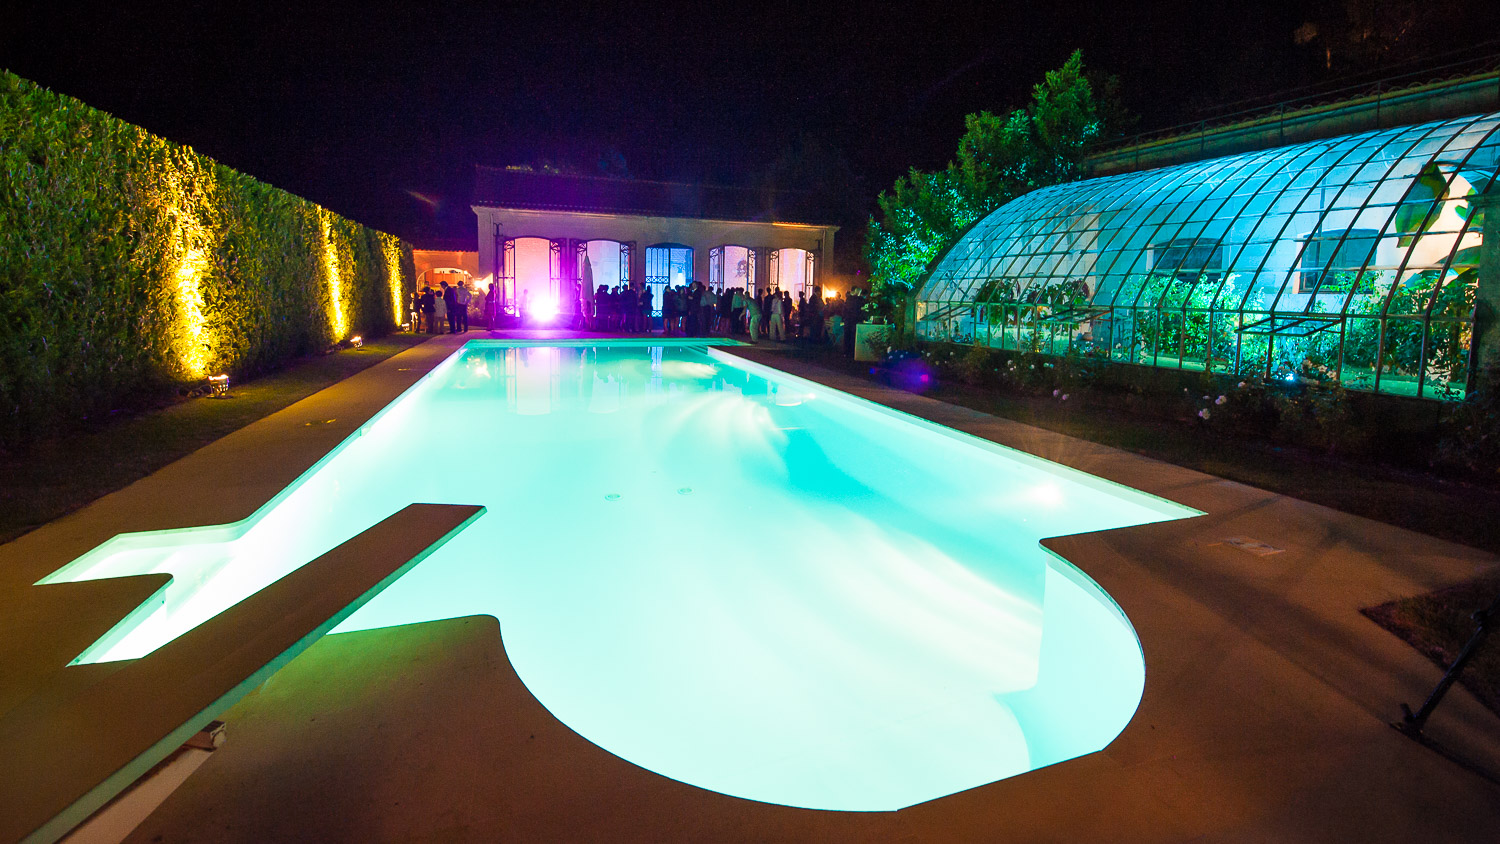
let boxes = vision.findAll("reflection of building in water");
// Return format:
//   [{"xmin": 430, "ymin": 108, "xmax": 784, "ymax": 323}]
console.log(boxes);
[
  {"xmin": 450, "ymin": 345, "xmax": 819, "ymax": 421},
  {"xmin": 472, "ymin": 168, "xmax": 839, "ymax": 326},
  {"xmin": 515, "ymin": 346, "xmax": 557, "ymax": 416}
]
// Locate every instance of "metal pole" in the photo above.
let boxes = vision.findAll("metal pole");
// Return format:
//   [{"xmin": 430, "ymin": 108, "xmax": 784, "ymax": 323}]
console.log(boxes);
[
  {"xmin": 501, "ymin": 221, "xmax": 513, "ymax": 326},
  {"xmin": 1398, "ymin": 591, "xmax": 1500, "ymax": 734}
]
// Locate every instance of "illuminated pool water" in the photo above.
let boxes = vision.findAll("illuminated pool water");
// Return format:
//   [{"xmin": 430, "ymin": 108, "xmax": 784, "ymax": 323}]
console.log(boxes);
[{"xmin": 45, "ymin": 341, "xmax": 1197, "ymax": 811}]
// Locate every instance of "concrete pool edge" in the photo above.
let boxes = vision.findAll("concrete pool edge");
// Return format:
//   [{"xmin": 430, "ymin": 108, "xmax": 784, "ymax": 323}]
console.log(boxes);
[
  {"xmin": 0, "ymin": 335, "xmax": 474, "ymax": 592},
  {"xmin": 4, "ymin": 333, "xmax": 1500, "ymax": 842}
]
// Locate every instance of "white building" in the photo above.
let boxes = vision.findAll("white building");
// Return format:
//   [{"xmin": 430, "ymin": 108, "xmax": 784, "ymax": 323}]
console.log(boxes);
[{"xmin": 471, "ymin": 167, "xmax": 838, "ymax": 326}]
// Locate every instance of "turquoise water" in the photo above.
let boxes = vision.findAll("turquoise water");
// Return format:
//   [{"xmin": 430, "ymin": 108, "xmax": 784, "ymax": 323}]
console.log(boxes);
[{"xmin": 45, "ymin": 341, "xmax": 1197, "ymax": 811}]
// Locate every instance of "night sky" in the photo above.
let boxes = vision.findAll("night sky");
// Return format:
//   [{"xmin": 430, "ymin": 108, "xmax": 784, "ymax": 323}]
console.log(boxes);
[{"xmin": 4, "ymin": 1, "xmax": 1498, "ymax": 257}]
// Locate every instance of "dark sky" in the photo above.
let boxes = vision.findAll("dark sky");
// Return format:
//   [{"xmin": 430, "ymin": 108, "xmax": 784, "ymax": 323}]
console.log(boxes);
[{"xmin": 4, "ymin": 1, "xmax": 1498, "ymax": 251}]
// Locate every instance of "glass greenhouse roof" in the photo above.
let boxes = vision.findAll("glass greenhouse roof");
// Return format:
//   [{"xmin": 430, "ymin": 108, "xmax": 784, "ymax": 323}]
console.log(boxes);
[{"xmin": 917, "ymin": 112, "xmax": 1500, "ymax": 400}]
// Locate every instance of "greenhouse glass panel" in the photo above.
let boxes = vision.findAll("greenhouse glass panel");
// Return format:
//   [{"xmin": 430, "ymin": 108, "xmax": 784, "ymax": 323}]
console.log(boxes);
[{"xmin": 918, "ymin": 112, "xmax": 1500, "ymax": 400}]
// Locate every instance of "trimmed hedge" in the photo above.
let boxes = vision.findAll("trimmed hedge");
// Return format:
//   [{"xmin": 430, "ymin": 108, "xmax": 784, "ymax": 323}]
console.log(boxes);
[{"xmin": 0, "ymin": 70, "xmax": 413, "ymax": 450}]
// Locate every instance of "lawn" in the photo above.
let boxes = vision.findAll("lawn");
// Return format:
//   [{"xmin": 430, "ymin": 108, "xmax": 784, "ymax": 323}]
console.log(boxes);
[
  {"xmin": 1364, "ymin": 571, "xmax": 1500, "ymax": 717},
  {"xmin": 0, "ymin": 335, "xmax": 426, "ymax": 545}
]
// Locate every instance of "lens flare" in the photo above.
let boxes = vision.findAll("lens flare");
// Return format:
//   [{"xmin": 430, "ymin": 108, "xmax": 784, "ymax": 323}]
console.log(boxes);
[{"xmin": 532, "ymin": 295, "xmax": 559, "ymax": 321}]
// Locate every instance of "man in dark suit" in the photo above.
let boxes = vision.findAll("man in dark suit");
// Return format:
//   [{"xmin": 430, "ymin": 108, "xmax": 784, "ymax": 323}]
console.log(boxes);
[{"xmin": 442, "ymin": 281, "xmax": 460, "ymax": 334}]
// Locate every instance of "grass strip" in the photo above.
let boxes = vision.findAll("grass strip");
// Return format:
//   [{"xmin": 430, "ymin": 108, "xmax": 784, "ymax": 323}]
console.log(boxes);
[{"xmin": 0, "ymin": 335, "xmax": 426, "ymax": 545}]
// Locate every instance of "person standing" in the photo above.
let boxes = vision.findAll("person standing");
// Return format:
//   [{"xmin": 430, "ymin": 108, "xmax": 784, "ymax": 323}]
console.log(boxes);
[
  {"xmin": 442, "ymin": 281, "xmax": 460, "ymax": 334},
  {"xmin": 419, "ymin": 285, "xmax": 436, "ymax": 333},
  {"xmin": 843, "ymin": 288, "xmax": 864, "ymax": 356},
  {"xmin": 639, "ymin": 284, "xmax": 654, "ymax": 333},
  {"xmin": 770, "ymin": 290, "xmax": 786, "ymax": 341},
  {"xmin": 729, "ymin": 288, "xmax": 745, "ymax": 335},
  {"xmin": 662, "ymin": 286, "xmax": 677, "ymax": 336},
  {"xmin": 684, "ymin": 282, "xmax": 701, "ymax": 336},
  {"xmin": 698, "ymin": 284, "xmax": 715, "ymax": 336},
  {"xmin": 455, "ymin": 281, "xmax": 472, "ymax": 333},
  {"xmin": 717, "ymin": 287, "xmax": 734, "ymax": 334},
  {"xmin": 433, "ymin": 283, "xmax": 448, "ymax": 334},
  {"xmin": 745, "ymin": 289, "xmax": 761, "ymax": 342},
  {"xmin": 807, "ymin": 286, "xmax": 824, "ymax": 344}
]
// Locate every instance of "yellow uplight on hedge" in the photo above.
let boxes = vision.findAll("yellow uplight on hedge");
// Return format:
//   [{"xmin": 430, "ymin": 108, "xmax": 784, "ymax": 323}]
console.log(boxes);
[
  {"xmin": 2, "ymin": 69, "xmax": 422, "ymax": 449},
  {"xmin": 383, "ymin": 235, "xmax": 404, "ymax": 324},
  {"xmin": 321, "ymin": 212, "xmax": 347, "ymax": 339},
  {"xmin": 174, "ymin": 247, "xmax": 209, "ymax": 378},
  {"xmin": 158, "ymin": 154, "xmax": 215, "ymax": 380}
]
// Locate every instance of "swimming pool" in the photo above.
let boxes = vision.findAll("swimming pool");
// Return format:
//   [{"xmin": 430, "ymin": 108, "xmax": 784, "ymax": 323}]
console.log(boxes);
[{"xmin": 44, "ymin": 340, "xmax": 1198, "ymax": 811}]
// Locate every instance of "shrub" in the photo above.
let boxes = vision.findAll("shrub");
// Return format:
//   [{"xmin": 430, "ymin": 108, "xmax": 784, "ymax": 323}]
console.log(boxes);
[
  {"xmin": 0, "ymin": 70, "xmax": 412, "ymax": 450},
  {"xmin": 1436, "ymin": 361, "xmax": 1500, "ymax": 477}
]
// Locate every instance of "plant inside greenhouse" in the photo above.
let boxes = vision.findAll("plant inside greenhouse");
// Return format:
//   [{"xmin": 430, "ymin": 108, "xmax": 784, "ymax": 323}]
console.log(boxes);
[{"xmin": 913, "ymin": 113, "xmax": 1495, "ymax": 401}]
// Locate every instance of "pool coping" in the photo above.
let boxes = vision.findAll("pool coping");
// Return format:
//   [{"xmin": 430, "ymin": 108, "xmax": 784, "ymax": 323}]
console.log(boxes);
[{"xmin": 4, "ymin": 331, "xmax": 1499, "ymax": 842}]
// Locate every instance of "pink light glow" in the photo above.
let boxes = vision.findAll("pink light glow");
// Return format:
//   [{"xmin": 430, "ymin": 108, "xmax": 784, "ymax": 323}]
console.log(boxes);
[{"xmin": 531, "ymin": 295, "xmax": 559, "ymax": 321}]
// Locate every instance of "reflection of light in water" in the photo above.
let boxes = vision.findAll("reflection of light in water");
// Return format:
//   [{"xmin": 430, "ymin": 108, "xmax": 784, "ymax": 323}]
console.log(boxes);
[
  {"xmin": 516, "ymin": 346, "xmax": 556, "ymax": 415},
  {"xmin": 45, "ymin": 341, "xmax": 1198, "ymax": 812},
  {"xmin": 648, "ymin": 389, "xmax": 787, "ymax": 472},
  {"xmin": 774, "ymin": 384, "xmax": 817, "ymax": 407},
  {"xmin": 659, "ymin": 360, "xmax": 717, "ymax": 380},
  {"xmin": 589, "ymin": 374, "xmax": 620, "ymax": 414},
  {"xmin": 981, "ymin": 482, "xmax": 1066, "ymax": 517},
  {"xmin": 803, "ymin": 513, "xmax": 1044, "ymax": 687},
  {"xmin": 1030, "ymin": 483, "xmax": 1063, "ymax": 508}
]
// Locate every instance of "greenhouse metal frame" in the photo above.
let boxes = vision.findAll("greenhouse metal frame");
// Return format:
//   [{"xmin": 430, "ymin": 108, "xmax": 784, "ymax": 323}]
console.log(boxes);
[{"xmin": 916, "ymin": 112, "xmax": 1499, "ymax": 400}]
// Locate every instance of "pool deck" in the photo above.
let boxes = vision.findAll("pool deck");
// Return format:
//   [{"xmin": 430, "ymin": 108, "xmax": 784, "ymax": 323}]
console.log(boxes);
[{"xmin": 5, "ymin": 329, "xmax": 1500, "ymax": 842}]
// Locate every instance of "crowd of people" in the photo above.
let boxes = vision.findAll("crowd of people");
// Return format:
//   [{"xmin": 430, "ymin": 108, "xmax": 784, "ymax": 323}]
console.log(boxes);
[
  {"xmin": 583, "ymin": 281, "xmax": 866, "ymax": 349},
  {"xmin": 405, "ymin": 277, "xmax": 868, "ymax": 353},
  {"xmin": 410, "ymin": 280, "xmax": 480, "ymax": 334}
]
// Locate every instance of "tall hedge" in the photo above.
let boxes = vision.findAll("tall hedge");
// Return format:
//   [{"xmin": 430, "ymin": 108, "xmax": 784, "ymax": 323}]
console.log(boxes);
[{"xmin": 0, "ymin": 70, "xmax": 413, "ymax": 450}]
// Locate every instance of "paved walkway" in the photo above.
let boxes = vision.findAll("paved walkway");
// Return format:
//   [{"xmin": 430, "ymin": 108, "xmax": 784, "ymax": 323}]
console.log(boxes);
[{"xmin": 5, "ymin": 331, "xmax": 1497, "ymax": 842}]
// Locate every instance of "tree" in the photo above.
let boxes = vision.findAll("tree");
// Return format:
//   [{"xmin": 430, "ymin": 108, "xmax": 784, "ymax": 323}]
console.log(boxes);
[
  {"xmin": 864, "ymin": 51, "xmax": 1124, "ymax": 312},
  {"xmin": 759, "ymin": 135, "xmax": 866, "ymax": 272}
]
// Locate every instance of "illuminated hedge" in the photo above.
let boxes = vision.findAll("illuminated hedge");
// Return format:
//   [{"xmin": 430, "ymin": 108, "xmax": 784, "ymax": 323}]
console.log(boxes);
[{"xmin": 0, "ymin": 70, "xmax": 413, "ymax": 447}]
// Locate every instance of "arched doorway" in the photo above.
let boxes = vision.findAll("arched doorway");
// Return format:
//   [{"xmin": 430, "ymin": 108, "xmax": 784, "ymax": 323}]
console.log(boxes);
[
  {"xmin": 580, "ymin": 240, "xmax": 629, "ymax": 291},
  {"xmin": 645, "ymin": 243, "xmax": 692, "ymax": 323},
  {"xmin": 578, "ymin": 240, "xmax": 630, "ymax": 329},
  {"xmin": 709, "ymin": 245, "xmax": 757, "ymax": 294},
  {"xmin": 497, "ymin": 236, "xmax": 558, "ymax": 323},
  {"xmin": 770, "ymin": 247, "xmax": 816, "ymax": 300}
]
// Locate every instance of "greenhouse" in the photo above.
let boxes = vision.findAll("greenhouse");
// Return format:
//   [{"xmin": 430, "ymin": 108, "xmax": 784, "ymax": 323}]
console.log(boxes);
[{"xmin": 915, "ymin": 112, "xmax": 1500, "ymax": 400}]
